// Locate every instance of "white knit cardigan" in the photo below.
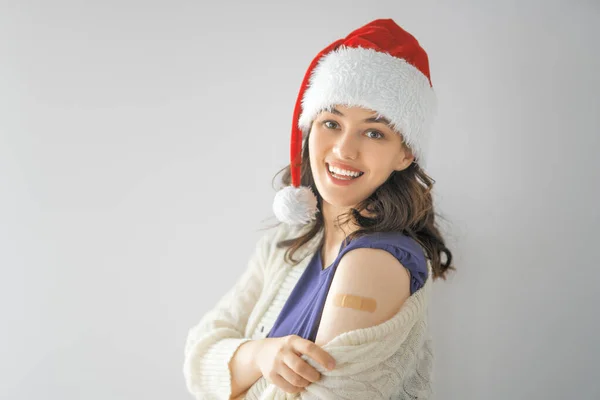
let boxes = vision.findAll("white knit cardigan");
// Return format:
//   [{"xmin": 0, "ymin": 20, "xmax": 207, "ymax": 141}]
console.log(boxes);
[{"xmin": 183, "ymin": 221, "xmax": 434, "ymax": 399}]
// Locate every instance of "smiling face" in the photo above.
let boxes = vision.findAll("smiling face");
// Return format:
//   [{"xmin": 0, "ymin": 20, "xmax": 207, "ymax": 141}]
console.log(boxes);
[{"xmin": 308, "ymin": 105, "xmax": 415, "ymax": 212}]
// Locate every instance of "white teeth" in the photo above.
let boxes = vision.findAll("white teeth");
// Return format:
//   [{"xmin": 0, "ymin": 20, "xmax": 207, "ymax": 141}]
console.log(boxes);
[{"xmin": 327, "ymin": 164, "xmax": 362, "ymax": 177}]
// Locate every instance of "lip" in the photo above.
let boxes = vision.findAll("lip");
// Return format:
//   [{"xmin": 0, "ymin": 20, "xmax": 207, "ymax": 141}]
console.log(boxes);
[
  {"xmin": 326, "ymin": 161, "xmax": 364, "ymax": 173},
  {"xmin": 325, "ymin": 163, "xmax": 364, "ymax": 186}
]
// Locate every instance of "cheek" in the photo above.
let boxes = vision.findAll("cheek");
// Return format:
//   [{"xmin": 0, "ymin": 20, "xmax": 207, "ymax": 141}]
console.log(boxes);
[
  {"xmin": 308, "ymin": 132, "xmax": 325, "ymax": 161},
  {"xmin": 307, "ymin": 136, "xmax": 321, "ymax": 175},
  {"xmin": 364, "ymin": 150, "xmax": 398, "ymax": 176},
  {"xmin": 307, "ymin": 136, "xmax": 315, "ymax": 160}
]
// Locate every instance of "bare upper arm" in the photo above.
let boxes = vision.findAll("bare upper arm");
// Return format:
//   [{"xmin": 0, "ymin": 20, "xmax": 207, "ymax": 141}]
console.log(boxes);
[{"xmin": 314, "ymin": 247, "xmax": 411, "ymax": 347}]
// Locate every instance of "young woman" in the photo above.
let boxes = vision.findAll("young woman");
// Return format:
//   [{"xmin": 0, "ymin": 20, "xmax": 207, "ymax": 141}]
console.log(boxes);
[{"xmin": 184, "ymin": 18, "xmax": 455, "ymax": 400}]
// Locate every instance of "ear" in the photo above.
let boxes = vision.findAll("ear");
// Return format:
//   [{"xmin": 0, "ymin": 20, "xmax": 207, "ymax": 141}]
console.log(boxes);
[{"xmin": 393, "ymin": 149, "xmax": 415, "ymax": 172}]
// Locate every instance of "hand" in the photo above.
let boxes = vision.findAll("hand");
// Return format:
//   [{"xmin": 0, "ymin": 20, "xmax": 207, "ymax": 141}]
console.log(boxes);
[{"xmin": 255, "ymin": 335, "xmax": 336, "ymax": 394}]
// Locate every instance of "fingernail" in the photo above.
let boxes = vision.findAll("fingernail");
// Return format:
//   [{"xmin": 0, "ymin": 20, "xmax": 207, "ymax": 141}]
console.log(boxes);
[{"xmin": 328, "ymin": 361, "xmax": 335, "ymax": 370}]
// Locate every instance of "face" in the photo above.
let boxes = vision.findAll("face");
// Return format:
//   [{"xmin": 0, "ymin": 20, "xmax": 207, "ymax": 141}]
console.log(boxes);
[{"xmin": 308, "ymin": 105, "xmax": 414, "ymax": 212}]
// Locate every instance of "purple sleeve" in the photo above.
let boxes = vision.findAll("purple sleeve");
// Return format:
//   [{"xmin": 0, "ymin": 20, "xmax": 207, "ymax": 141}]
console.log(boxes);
[{"xmin": 342, "ymin": 232, "xmax": 428, "ymax": 294}]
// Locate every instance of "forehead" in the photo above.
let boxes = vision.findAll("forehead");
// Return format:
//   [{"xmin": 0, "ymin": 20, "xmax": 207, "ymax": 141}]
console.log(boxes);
[
  {"xmin": 319, "ymin": 104, "xmax": 394, "ymax": 128},
  {"xmin": 323, "ymin": 104, "xmax": 379, "ymax": 116},
  {"xmin": 322, "ymin": 104, "xmax": 390, "ymax": 121}
]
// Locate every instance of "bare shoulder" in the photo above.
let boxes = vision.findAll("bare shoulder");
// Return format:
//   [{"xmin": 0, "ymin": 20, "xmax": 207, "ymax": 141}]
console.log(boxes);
[
  {"xmin": 336, "ymin": 247, "xmax": 412, "ymax": 285},
  {"xmin": 314, "ymin": 247, "xmax": 411, "ymax": 346}
]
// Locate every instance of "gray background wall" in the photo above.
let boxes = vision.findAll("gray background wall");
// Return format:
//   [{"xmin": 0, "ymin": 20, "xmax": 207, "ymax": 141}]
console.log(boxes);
[{"xmin": 1, "ymin": 1, "xmax": 598, "ymax": 399}]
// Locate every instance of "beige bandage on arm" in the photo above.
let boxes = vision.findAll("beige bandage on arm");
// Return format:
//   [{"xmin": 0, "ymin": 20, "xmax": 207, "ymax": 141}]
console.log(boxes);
[{"xmin": 333, "ymin": 293, "xmax": 377, "ymax": 312}]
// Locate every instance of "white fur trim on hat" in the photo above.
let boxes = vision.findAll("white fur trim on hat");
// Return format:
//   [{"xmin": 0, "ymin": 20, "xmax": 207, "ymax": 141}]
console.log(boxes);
[{"xmin": 298, "ymin": 46, "xmax": 437, "ymax": 167}]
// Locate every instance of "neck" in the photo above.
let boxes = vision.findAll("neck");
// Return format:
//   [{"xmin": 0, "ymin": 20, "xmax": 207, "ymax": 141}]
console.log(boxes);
[{"xmin": 320, "ymin": 202, "xmax": 360, "ymax": 252}]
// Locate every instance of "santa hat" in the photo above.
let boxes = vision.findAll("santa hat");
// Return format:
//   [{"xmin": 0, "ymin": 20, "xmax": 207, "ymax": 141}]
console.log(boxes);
[{"xmin": 273, "ymin": 18, "xmax": 437, "ymax": 225}]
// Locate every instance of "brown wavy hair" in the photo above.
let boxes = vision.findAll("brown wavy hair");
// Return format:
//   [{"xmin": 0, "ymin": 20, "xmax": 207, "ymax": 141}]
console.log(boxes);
[{"xmin": 266, "ymin": 127, "xmax": 455, "ymax": 281}]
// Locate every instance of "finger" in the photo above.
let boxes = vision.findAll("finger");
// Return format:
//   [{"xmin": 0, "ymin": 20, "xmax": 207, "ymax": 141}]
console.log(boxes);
[
  {"xmin": 270, "ymin": 371, "xmax": 305, "ymax": 394},
  {"xmin": 283, "ymin": 351, "xmax": 321, "ymax": 383},
  {"xmin": 295, "ymin": 338, "xmax": 336, "ymax": 371},
  {"xmin": 278, "ymin": 359, "xmax": 311, "ymax": 388}
]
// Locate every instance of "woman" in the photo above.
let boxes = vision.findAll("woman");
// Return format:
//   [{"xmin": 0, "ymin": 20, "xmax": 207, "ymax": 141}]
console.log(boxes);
[{"xmin": 184, "ymin": 18, "xmax": 455, "ymax": 399}]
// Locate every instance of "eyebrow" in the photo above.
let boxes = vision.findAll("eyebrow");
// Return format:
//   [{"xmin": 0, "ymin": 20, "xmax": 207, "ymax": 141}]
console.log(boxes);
[{"xmin": 329, "ymin": 107, "xmax": 393, "ymax": 126}]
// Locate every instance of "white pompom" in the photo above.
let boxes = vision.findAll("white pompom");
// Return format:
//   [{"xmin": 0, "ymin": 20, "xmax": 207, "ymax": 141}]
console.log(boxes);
[{"xmin": 272, "ymin": 185, "xmax": 318, "ymax": 225}]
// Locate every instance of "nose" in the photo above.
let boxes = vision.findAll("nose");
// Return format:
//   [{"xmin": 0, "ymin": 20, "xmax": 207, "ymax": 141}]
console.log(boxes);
[{"xmin": 332, "ymin": 130, "xmax": 359, "ymax": 160}]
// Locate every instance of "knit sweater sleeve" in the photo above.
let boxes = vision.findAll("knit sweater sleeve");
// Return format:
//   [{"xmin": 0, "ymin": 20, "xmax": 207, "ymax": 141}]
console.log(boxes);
[
  {"xmin": 244, "ymin": 263, "xmax": 434, "ymax": 400},
  {"xmin": 183, "ymin": 229, "xmax": 273, "ymax": 400}
]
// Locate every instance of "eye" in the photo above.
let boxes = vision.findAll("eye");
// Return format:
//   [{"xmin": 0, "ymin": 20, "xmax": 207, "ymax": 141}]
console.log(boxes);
[
  {"xmin": 365, "ymin": 130, "xmax": 384, "ymax": 140},
  {"xmin": 322, "ymin": 120, "xmax": 339, "ymax": 129}
]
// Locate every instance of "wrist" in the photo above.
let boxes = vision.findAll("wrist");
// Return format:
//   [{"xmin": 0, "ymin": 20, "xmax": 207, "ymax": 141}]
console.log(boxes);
[{"xmin": 229, "ymin": 339, "xmax": 265, "ymax": 398}]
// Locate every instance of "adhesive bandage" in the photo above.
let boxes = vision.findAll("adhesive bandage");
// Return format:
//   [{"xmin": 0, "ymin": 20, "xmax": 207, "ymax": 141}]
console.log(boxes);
[{"xmin": 333, "ymin": 294, "xmax": 377, "ymax": 312}]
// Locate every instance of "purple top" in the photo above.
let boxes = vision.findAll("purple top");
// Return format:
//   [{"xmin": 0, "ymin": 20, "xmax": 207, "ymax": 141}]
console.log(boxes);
[{"xmin": 266, "ymin": 231, "xmax": 428, "ymax": 343}]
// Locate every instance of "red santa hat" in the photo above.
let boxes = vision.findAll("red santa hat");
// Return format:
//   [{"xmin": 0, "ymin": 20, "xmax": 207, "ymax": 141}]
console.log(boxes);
[{"xmin": 273, "ymin": 18, "xmax": 437, "ymax": 225}]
